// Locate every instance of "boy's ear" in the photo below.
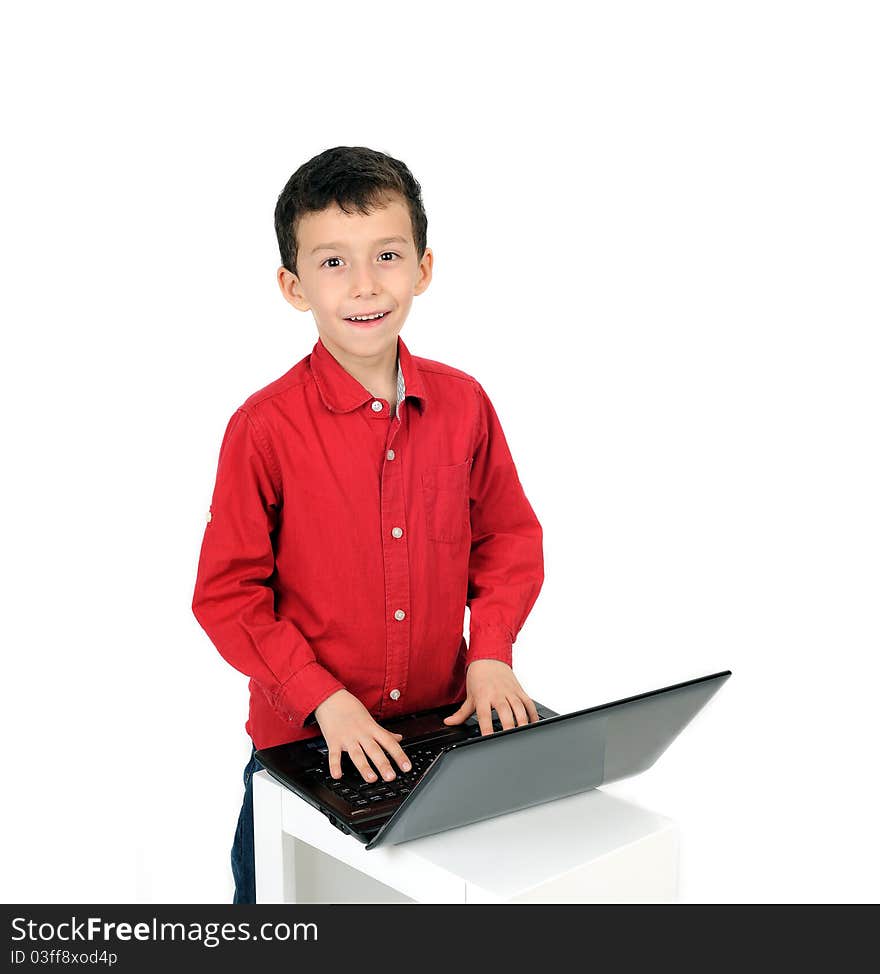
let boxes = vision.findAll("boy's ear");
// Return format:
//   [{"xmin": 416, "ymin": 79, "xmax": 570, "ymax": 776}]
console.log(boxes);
[
  {"xmin": 277, "ymin": 265, "xmax": 310, "ymax": 311},
  {"xmin": 413, "ymin": 247, "xmax": 433, "ymax": 297}
]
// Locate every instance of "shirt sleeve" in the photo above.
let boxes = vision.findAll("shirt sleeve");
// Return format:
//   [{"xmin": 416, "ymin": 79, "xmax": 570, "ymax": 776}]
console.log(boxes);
[
  {"xmin": 191, "ymin": 408, "xmax": 345, "ymax": 727},
  {"xmin": 465, "ymin": 381, "xmax": 545, "ymax": 668}
]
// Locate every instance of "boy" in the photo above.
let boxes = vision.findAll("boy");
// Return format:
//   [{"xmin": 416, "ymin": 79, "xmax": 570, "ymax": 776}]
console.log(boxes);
[{"xmin": 191, "ymin": 146, "xmax": 544, "ymax": 903}]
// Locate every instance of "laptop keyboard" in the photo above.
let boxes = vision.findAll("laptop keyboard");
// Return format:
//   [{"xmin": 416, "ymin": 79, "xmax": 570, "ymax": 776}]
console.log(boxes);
[
  {"xmin": 304, "ymin": 713, "xmax": 544, "ymax": 815},
  {"xmin": 317, "ymin": 743, "xmax": 446, "ymax": 811}
]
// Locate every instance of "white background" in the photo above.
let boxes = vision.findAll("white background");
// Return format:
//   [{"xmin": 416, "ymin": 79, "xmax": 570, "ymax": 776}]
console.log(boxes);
[{"xmin": 1, "ymin": 1, "xmax": 877, "ymax": 904}]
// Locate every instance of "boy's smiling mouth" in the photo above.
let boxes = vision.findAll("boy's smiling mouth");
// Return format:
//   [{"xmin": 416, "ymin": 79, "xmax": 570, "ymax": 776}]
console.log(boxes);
[{"xmin": 343, "ymin": 310, "xmax": 391, "ymax": 327}]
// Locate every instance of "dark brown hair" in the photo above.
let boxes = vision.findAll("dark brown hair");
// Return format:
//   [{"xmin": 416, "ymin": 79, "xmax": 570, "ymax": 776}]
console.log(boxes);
[{"xmin": 274, "ymin": 146, "xmax": 428, "ymax": 276}]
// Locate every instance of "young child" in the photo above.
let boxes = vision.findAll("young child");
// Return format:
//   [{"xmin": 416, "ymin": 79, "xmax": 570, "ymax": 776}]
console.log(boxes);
[{"xmin": 191, "ymin": 146, "xmax": 545, "ymax": 903}]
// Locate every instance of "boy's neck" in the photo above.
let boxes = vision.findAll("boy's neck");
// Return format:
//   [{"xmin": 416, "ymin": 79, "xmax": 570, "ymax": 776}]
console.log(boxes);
[{"xmin": 323, "ymin": 336, "xmax": 399, "ymax": 401}]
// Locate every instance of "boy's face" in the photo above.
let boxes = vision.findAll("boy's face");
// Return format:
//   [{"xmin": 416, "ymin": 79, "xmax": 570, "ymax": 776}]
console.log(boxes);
[{"xmin": 277, "ymin": 192, "xmax": 432, "ymax": 369}]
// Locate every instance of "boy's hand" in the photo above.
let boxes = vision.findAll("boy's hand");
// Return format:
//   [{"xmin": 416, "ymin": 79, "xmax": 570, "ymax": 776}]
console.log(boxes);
[
  {"xmin": 442, "ymin": 659, "xmax": 540, "ymax": 736},
  {"xmin": 314, "ymin": 688, "xmax": 412, "ymax": 783}
]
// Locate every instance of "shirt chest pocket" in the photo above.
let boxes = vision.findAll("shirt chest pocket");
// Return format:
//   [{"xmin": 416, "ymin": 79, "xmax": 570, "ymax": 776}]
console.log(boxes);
[{"xmin": 422, "ymin": 460, "xmax": 472, "ymax": 544}]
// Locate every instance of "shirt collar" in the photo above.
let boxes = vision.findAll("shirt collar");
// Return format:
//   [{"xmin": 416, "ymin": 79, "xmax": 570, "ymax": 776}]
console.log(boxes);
[{"xmin": 309, "ymin": 333, "xmax": 428, "ymax": 415}]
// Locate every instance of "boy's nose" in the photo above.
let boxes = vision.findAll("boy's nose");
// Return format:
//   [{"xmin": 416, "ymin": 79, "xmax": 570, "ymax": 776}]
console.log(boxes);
[
  {"xmin": 351, "ymin": 284, "xmax": 380, "ymax": 299},
  {"xmin": 351, "ymin": 271, "xmax": 381, "ymax": 296}
]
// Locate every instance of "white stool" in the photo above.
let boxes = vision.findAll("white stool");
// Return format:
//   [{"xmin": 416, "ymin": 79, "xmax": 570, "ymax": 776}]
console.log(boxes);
[{"xmin": 253, "ymin": 770, "xmax": 680, "ymax": 903}]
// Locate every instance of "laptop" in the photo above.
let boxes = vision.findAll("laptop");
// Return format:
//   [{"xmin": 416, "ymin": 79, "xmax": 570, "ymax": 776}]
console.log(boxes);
[{"xmin": 255, "ymin": 669, "xmax": 731, "ymax": 850}]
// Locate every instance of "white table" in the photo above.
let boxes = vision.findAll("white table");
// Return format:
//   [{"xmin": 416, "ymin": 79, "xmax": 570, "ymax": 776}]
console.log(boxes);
[{"xmin": 253, "ymin": 770, "xmax": 680, "ymax": 903}]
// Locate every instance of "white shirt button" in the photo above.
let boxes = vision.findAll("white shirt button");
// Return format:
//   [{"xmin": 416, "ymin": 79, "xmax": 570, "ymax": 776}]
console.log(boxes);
[
  {"xmin": 394, "ymin": 609, "xmax": 406, "ymax": 621},
  {"xmin": 391, "ymin": 527, "xmax": 403, "ymax": 538},
  {"xmin": 390, "ymin": 689, "xmax": 401, "ymax": 701},
  {"xmin": 386, "ymin": 449, "xmax": 395, "ymax": 460},
  {"xmin": 371, "ymin": 400, "xmax": 383, "ymax": 412}
]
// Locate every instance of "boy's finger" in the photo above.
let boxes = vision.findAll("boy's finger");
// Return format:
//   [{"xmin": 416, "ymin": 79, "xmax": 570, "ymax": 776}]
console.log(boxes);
[
  {"xmin": 443, "ymin": 700, "xmax": 473, "ymax": 724},
  {"xmin": 381, "ymin": 734, "xmax": 412, "ymax": 772},
  {"xmin": 348, "ymin": 745, "xmax": 378, "ymax": 783},
  {"xmin": 362, "ymin": 740, "xmax": 396, "ymax": 781},
  {"xmin": 509, "ymin": 696, "xmax": 529, "ymax": 727},
  {"xmin": 387, "ymin": 741, "xmax": 412, "ymax": 773},
  {"xmin": 524, "ymin": 696, "xmax": 540, "ymax": 723},
  {"xmin": 496, "ymin": 699, "xmax": 516, "ymax": 731},
  {"xmin": 476, "ymin": 701, "xmax": 494, "ymax": 737}
]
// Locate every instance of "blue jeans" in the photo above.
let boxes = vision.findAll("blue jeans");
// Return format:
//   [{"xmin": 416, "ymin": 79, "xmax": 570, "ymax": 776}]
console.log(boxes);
[{"xmin": 231, "ymin": 744, "xmax": 263, "ymax": 904}]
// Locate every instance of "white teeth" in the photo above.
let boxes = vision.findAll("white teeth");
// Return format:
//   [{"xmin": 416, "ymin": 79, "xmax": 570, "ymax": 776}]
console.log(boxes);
[{"xmin": 347, "ymin": 312, "xmax": 386, "ymax": 321}]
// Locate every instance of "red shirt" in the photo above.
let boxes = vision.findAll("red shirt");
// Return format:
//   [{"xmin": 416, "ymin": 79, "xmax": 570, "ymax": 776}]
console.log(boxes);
[{"xmin": 191, "ymin": 335, "xmax": 544, "ymax": 749}]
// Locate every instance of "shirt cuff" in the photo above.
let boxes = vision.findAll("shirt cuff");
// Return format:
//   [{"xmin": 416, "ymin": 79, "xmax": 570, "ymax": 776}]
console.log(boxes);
[
  {"xmin": 273, "ymin": 661, "xmax": 345, "ymax": 727},
  {"xmin": 465, "ymin": 625, "xmax": 513, "ymax": 668}
]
